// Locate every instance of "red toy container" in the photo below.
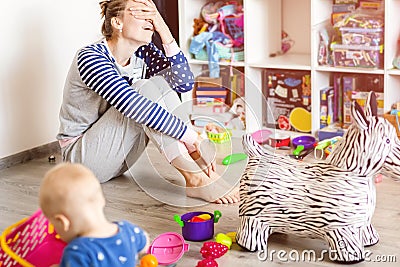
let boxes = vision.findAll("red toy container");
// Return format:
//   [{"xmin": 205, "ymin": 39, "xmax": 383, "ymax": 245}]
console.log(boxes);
[
  {"xmin": 0, "ymin": 209, "xmax": 66, "ymax": 267},
  {"xmin": 174, "ymin": 211, "xmax": 222, "ymax": 242}
]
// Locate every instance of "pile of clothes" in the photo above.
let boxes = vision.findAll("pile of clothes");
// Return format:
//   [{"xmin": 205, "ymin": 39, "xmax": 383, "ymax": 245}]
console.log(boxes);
[{"xmin": 189, "ymin": 1, "xmax": 244, "ymax": 77}]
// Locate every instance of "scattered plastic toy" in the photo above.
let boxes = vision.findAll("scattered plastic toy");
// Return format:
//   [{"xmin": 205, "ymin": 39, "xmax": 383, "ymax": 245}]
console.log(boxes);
[
  {"xmin": 292, "ymin": 145, "xmax": 305, "ymax": 156},
  {"xmin": 250, "ymin": 129, "xmax": 272, "ymax": 144},
  {"xmin": 225, "ymin": 232, "xmax": 236, "ymax": 243},
  {"xmin": 48, "ymin": 155, "xmax": 56, "ymax": 163},
  {"xmin": 200, "ymin": 241, "xmax": 228, "ymax": 259},
  {"xmin": 375, "ymin": 173, "xmax": 383, "ymax": 183},
  {"xmin": 175, "ymin": 211, "xmax": 222, "ymax": 241},
  {"xmin": 222, "ymin": 153, "xmax": 247, "ymax": 165},
  {"xmin": 147, "ymin": 232, "xmax": 189, "ymax": 266},
  {"xmin": 197, "ymin": 214, "xmax": 212, "ymax": 220},
  {"xmin": 314, "ymin": 136, "xmax": 342, "ymax": 160},
  {"xmin": 215, "ymin": 233, "xmax": 232, "ymax": 249},
  {"xmin": 190, "ymin": 216, "xmax": 206, "ymax": 223},
  {"xmin": 292, "ymin": 135, "xmax": 316, "ymax": 150},
  {"xmin": 140, "ymin": 254, "xmax": 158, "ymax": 267},
  {"xmin": 189, "ymin": 213, "xmax": 212, "ymax": 222},
  {"xmin": 196, "ymin": 258, "xmax": 218, "ymax": 267}
]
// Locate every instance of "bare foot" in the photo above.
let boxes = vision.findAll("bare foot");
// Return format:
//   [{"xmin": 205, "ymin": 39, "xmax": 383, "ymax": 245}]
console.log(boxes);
[
  {"xmin": 171, "ymin": 153, "xmax": 239, "ymax": 204},
  {"xmin": 185, "ymin": 170, "xmax": 240, "ymax": 204},
  {"xmin": 212, "ymin": 186, "xmax": 240, "ymax": 204}
]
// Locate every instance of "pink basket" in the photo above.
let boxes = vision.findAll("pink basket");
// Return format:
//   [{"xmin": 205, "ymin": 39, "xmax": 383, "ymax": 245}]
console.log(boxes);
[{"xmin": 0, "ymin": 209, "xmax": 66, "ymax": 267}]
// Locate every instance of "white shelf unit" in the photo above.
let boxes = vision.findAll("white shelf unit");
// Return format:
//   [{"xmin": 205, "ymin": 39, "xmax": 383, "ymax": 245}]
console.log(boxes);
[{"xmin": 178, "ymin": 0, "xmax": 400, "ymax": 134}]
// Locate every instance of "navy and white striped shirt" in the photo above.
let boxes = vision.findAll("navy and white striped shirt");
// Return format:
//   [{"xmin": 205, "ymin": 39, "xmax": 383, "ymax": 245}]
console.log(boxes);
[{"xmin": 57, "ymin": 40, "xmax": 195, "ymax": 144}]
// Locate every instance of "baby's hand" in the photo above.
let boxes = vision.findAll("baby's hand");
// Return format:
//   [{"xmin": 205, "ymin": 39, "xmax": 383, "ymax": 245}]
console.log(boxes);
[{"xmin": 138, "ymin": 231, "xmax": 150, "ymax": 257}]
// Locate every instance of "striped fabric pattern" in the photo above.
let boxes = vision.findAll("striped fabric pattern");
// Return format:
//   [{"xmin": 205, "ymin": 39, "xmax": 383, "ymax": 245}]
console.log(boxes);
[
  {"xmin": 237, "ymin": 92, "xmax": 400, "ymax": 263},
  {"xmin": 77, "ymin": 41, "xmax": 194, "ymax": 141}
]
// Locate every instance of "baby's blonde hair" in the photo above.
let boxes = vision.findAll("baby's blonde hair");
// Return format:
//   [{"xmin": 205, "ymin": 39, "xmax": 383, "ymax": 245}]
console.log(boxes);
[{"xmin": 39, "ymin": 163, "xmax": 104, "ymax": 219}]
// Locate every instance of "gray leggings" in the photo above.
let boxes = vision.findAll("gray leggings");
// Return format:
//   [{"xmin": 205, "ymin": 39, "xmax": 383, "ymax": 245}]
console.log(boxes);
[{"xmin": 62, "ymin": 76, "xmax": 192, "ymax": 183}]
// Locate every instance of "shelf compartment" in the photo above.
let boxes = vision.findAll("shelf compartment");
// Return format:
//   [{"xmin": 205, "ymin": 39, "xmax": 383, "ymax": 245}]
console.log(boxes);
[{"xmin": 247, "ymin": 53, "xmax": 311, "ymax": 70}]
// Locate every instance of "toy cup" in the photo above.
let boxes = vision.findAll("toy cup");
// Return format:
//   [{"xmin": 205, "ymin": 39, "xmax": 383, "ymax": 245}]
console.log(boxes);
[{"xmin": 174, "ymin": 211, "xmax": 222, "ymax": 241}]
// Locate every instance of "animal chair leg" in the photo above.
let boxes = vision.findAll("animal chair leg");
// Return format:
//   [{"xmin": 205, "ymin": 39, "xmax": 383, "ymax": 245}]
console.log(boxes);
[
  {"xmin": 362, "ymin": 224, "xmax": 379, "ymax": 246},
  {"xmin": 236, "ymin": 215, "xmax": 271, "ymax": 252},
  {"xmin": 325, "ymin": 227, "xmax": 364, "ymax": 263}
]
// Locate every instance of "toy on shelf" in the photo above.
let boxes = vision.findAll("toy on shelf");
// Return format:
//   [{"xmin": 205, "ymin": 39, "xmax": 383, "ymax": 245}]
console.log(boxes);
[
  {"xmin": 383, "ymin": 103, "xmax": 400, "ymax": 138},
  {"xmin": 331, "ymin": 8, "xmax": 385, "ymax": 69},
  {"xmin": 393, "ymin": 38, "xmax": 400, "ymax": 69},
  {"xmin": 0, "ymin": 209, "xmax": 66, "ymax": 267},
  {"xmin": 174, "ymin": 211, "xmax": 222, "ymax": 242},
  {"xmin": 236, "ymin": 92, "xmax": 400, "ymax": 263},
  {"xmin": 146, "ymin": 232, "xmax": 189, "ymax": 266},
  {"xmin": 269, "ymin": 30, "xmax": 295, "ymax": 57},
  {"xmin": 190, "ymin": 0, "xmax": 244, "ymax": 74},
  {"xmin": 263, "ymin": 70, "xmax": 312, "ymax": 133}
]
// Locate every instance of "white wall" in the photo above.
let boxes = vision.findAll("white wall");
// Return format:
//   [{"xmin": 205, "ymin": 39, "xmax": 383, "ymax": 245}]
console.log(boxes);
[{"xmin": 0, "ymin": 1, "xmax": 102, "ymax": 158}]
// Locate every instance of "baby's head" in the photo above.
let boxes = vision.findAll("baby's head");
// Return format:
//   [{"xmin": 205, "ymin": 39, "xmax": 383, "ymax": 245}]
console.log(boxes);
[{"xmin": 39, "ymin": 163, "xmax": 105, "ymax": 242}]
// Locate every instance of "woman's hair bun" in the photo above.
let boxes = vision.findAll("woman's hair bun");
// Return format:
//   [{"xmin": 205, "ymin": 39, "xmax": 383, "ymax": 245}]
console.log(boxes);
[{"xmin": 99, "ymin": 0, "xmax": 111, "ymax": 18}]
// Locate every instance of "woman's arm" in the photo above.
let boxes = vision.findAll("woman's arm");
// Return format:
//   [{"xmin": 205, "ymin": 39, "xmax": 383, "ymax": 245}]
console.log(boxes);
[
  {"xmin": 77, "ymin": 45, "xmax": 198, "ymax": 145},
  {"xmin": 136, "ymin": 42, "xmax": 194, "ymax": 93}
]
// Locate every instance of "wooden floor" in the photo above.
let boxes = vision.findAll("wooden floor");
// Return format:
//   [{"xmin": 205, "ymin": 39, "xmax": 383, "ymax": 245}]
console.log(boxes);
[{"xmin": 1, "ymin": 140, "xmax": 399, "ymax": 266}]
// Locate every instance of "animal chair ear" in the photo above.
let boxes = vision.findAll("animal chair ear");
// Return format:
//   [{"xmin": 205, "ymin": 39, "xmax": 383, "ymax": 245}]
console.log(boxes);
[
  {"xmin": 351, "ymin": 100, "xmax": 368, "ymax": 130},
  {"xmin": 364, "ymin": 91, "xmax": 378, "ymax": 117}
]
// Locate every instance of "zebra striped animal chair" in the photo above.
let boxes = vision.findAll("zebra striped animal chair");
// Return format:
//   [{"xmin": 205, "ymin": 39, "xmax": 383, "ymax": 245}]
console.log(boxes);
[{"xmin": 236, "ymin": 91, "xmax": 400, "ymax": 263}]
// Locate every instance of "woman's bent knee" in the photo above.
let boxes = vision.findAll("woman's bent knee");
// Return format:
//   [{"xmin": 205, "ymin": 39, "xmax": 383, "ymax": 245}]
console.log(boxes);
[{"xmin": 134, "ymin": 77, "xmax": 172, "ymax": 100}]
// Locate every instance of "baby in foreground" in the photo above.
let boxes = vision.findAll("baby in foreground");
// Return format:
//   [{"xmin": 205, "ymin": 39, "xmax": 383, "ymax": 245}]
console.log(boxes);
[{"xmin": 39, "ymin": 163, "xmax": 148, "ymax": 266}]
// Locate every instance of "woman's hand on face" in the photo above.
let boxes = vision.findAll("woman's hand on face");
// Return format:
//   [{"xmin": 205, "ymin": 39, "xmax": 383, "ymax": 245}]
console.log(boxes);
[{"xmin": 129, "ymin": 0, "xmax": 174, "ymax": 44}]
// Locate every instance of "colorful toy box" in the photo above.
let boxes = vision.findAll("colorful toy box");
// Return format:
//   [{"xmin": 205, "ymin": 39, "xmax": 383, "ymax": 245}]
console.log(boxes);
[
  {"xmin": 263, "ymin": 70, "xmax": 312, "ymax": 133},
  {"xmin": 359, "ymin": 0, "xmax": 383, "ymax": 10},
  {"xmin": 331, "ymin": 43, "xmax": 383, "ymax": 68},
  {"xmin": 351, "ymin": 90, "xmax": 384, "ymax": 115},
  {"xmin": 333, "ymin": 0, "xmax": 358, "ymax": 4},
  {"xmin": 340, "ymin": 27, "xmax": 383, "ymax": 46}
]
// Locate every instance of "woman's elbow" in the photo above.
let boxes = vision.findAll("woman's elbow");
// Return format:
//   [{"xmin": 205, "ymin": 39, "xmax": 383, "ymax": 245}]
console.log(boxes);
[{"xmin": 176, "ymin": 81, "xmax": 194, "ymax": 93}]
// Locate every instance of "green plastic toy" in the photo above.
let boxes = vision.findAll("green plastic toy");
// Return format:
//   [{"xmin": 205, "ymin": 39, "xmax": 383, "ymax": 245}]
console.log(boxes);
[
  {"xmin": 222, "ymin": 153, "xmax": 248, "ymax": 165},
  {"xmin": 293, "ymin": 145, "xmax": 305, "ymax": 156}
]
